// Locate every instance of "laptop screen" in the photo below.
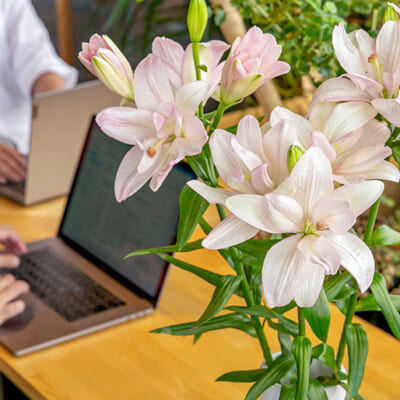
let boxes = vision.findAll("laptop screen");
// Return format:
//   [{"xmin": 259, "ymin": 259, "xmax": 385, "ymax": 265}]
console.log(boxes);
[{"xmin": 59, "ymin": 120, "xmax": 195, "ymax": 304}]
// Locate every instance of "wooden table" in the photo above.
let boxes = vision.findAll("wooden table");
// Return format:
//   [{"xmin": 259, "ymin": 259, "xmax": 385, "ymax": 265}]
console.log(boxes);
[{"xmin": 0, "ymin": 196, "xmax": 398, "ymax": 399}]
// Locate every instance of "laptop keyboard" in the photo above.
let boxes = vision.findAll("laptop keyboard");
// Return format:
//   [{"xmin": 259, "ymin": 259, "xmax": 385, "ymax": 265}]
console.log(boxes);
[
  {"xmin": 2, "ymin": 181, "xmax": 25, "ymax": 193},
  {"xmin": 6, "ymin": 247, "xmax": 125, "ymax": 322}
]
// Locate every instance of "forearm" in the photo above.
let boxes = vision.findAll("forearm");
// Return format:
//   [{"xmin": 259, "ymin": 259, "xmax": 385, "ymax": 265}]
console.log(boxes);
[{"xmin": 32, "ymin": 72, "xmax": 65, "ymax": 95}]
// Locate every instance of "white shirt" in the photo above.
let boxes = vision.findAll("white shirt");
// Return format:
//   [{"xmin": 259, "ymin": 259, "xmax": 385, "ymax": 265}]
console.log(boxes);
[{"xmin": 0, "ymin": 0, "xmax": 77, "ymax": 154}]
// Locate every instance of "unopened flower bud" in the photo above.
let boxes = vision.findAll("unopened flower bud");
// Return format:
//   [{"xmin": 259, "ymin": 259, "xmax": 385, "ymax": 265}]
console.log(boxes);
[
  {"xmin": 383, "ymin": 5, "xmax": 399, "ymax": 23},
  {"xmin": 287, "ymin": 145, "xmax": 304, "ymax": 173},
  {"xmin": 187, "ymin": 0, "xmax": 208, "ymax": 42}
]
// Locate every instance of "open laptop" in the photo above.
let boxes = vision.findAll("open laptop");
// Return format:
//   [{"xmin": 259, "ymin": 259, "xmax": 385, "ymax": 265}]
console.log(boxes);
[
  {"xmin": 0, "ymin": 80, "xmax": 121, "ymax": 205},
  {"xmin": 0, "ymin": 119, "xmax": 195, "ymax": 356}
]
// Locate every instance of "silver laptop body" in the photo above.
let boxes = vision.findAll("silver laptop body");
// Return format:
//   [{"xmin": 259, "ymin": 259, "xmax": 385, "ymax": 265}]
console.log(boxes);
[
  {"xmin": 0, "ymin": 80, "xmax": 121, "ymax": 205},
  {"xmin": 0, "ymin": 121, "xmax": 194, "ymax": 355}
]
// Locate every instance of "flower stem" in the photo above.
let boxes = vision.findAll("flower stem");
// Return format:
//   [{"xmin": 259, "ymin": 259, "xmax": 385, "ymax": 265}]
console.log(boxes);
[
  {"xmin": 191, "ymin": 41, "xmax": 204, "ymax": 119},
  {"xmin": 298, "ymin": 308, "xmax": 306, "ymax": 336},
  {"xmin": 363, "ymin": 197, "xmax": 381, "ymax": 246},
  {"xmin": 210, "ymin": 103, "xmax": 226, "ymax": 133},
  {"xmin": 336, "ymin": 291, "xmax": 358, "ymax": 369}
]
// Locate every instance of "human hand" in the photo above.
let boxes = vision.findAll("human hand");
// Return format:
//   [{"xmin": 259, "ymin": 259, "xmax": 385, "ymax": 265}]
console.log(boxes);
[
  {"xmin": 0, "ymin": 142, "xmax": 26, "ymax": 183},
  {"xmin": 0, "ymin": 226, "xmax": 28, "ymax": 325}
]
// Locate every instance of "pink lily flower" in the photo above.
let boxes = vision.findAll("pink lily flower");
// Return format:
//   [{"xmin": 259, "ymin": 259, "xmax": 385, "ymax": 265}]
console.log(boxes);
[
  {"xmin": 152, "ymin": 37, "xmax": 229, "ymax": 99},
  {"xmin": 96, "ymin": 54, "xmax": 208, "ymax": 202},
  {"xmin": 188, "ymin": 115, "xmax": 298, "ymax": 248},
  {"xmin": 221, "ymin": 148, "xmax": 382, "ymax": 307},
  {"xmin": 310, "ymin": 21, "xmax": 400, "ymax": 126},
  {"xmin": 270, "ymin": 103, "xmax": 400, "ymax": 184},
  {"xmin": 79, "ymin": 34, "xmax": 134, "ymax": 102},
  {"xmin": 218, "ymin": 26, "xmax": 290, "ymax": 105}
]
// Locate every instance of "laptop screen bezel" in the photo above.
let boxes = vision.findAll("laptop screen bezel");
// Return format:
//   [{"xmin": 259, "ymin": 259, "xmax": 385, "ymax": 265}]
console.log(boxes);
[{"xmin": 58, "ymin": 117, "xmax": 187, "ymax": 306}]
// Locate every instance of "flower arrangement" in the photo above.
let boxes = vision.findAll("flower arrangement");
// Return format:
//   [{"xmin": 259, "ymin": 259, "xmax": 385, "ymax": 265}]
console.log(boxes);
[{"xmin": 79, "ymin": 1, "xmax": 400, "ymax": 398}]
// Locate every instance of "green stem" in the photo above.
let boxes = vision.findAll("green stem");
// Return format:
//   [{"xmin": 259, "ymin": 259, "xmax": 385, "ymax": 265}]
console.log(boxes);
[
  {"xmin": 210, "ymin": 103, "xmax": 226, "ymax": 133},
  {"xmin": 336, "ymin": 291, "xmax": 358, "ymax": 369},
  {"xmin": 191, "ymin": 41, "xmax": 204, "ymax": 119},
  {"xmin": 363, "ymin": 197, "xmax": 381, "ymax": 246},
  {"xmin": 298, "ymin": 308, "xmax": 306, "ymax": 336}
]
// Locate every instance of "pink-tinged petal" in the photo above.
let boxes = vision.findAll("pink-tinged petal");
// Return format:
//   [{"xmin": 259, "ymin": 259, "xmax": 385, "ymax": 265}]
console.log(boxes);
[
  {"xmin": 236, "ymin": 115, "xmax": 266, "ymax": 159},
  {"xmin": 298, "ymin": 235, "xmax": 340, "ymax": 274},
  {"xmin": 332, "ymin": 23, "xmax": 375, "ymax": 76},
  {"xmin": 262, "ymin": 235, "xmax": 314, "ymax": 307},
  {"xmin": 176, "ymin": 81, "xmax": 209, "ymax": 115},
  {"xmin": 363, "ymin": 161, "xmax": 400, "ymax": 182},
  {"xmin": 187, "ymin": 180, "xmax": 232, "ymax": 204},
  {"xmin": 114, "ymin": 146, "xmax": 160, "ymax": 201},
  {"xmin": 78, "ymin": 52, "xmax": 95, "ymax": 75},
  {"xmin": 382, "ymin": 67, "xmax": 400, "ymax": 98},
  {"xmin": 354, "ymin": 119, "xmax": 390, "ymax": 149},
  {"xmin": 323, "ymin": 232, "xmax": 374, "ymax": 292},
  {"xmin": 251, "ymin": 164, "xmax": 274, "ymax": 194},
  {"xmin": 152, "ymin": 37, "xmax": 184, "ymax": 90},
  {"xmin": 308, "ymin": 77, "xmax": 372, "ymax": 113},
  {"xmin": 322, "ymin": 102, "xmax": 377, "ymax": 143},
  {"xmin": 210, "ymin": 130, "xmax": 241, "ymax": 185},
  {"xmin": 333, "ymin": 180, "xmax": 384, "ymax": 216},
  {"xmin": 289, "ymin": 147, "xmax": 333, "ymax": 216},
  {"xmin": 133, "ymin": 55, "xmax": 174, "ymax": 110},
  {"xmin": 221, "ymin": 72, "xmax": 263, "ymax": 104},
  {"xmin": 371, "ymin": 96, "xmax": 400, "ymax": 126},
  {"xmin": 202, "ymin": 215, "xmax": 259, "ymax": 249},
  {"xmin": 311, "ymin": 131, "xmax": 336, "ymax": 162},
  {"xmin": 312, "ymin": 197, "xmax": 355, "ymax": 234},
  {"xmin": 261, "ymin": 61, "xmax": 290, "ymax": 82},
  {"xmin": 96, "ymin": 107, "xmax": 155, "ymax": 144},
  {"xmin": 270, "ymin": 107, "xmax": 312, "ymax": 149},
  {"xmin": 231, "ymin": 139, "xmax": 262, "ymax": 171},
  {"xmin": 376, "ymin": 21, "xmax": 400, "ymax": 73},
  {"xmin": 308, "ymin": 103, "xmax": 334, "ymax": 132},
  {"xmin": 344, "ymin": 73, "xmax": 383, "ymax": 95},
  {"xmin": 149, "ymin": 154, "xmax": 175, "ymax": 191},
  {"xmin": 226, "ymin": 193, "xmax": 304, "ymax": 233}
]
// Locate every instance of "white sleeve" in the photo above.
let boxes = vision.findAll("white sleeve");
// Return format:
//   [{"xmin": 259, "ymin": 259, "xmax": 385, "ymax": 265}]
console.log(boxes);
[{"xmin": 4, "ymin": 0, "xmax": 78, "ymax": 95}]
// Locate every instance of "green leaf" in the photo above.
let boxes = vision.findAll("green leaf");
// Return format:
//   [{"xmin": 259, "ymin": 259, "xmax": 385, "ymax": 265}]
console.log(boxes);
[
  {"xmin": 292, "ymin": 336, "xmax": 312, "ymax": 400},
  {"xmin": 186, "ymin": 144, "xmax": 219, "ymax": 187},
  {"xmin": 124, "ymin": 239, "xmax": 203, "ymax": 258},
  {"xmin": 216, "ymin": 368, "xmax": 266, "ymax": 382},
  {"xmin": 278, "ymin": 332, "xmax": 293, "ymax": 355},
  {"xmin": 176, "ymin": 186, "xmax": 209, "ymax": 250},
  {"xmin": 152, "ymin": 313, "xmax": 256, "ymax": 337},
  {"xmin": 236, "ymin": 238, "xmax": 280, "ymax": 259},
  {"xmin": 280, "ymin": 384, "xmax": 296, "ymax": 399},
  {"xmin": 356, "ymin": 294, "xmax": 400, "ymax": 312},
  {"xmin": 268, "ymin": 317, "xmax": 299, "ymax": 337},
  {"xmin": 157, "ymin": 253, "xmax": 223, "ymax": 287},
  {"xmin": 245, "ymin": 354, "xmax": 296, "ymax": 400},
  {"xmin": 324, "ymin": 272, "xmax": 351, "ymax": 301},
  {"xmin": 303, "ymin": 289, "xmax": 330, "ymax": 342},
  {"xmin": 308, "ymin": 379, "xmax": 329, "ymax": 400},
  {"xmin": 345, "ymin": 324, "xmax": 368, "ymax": 400},
  {"xmin": 371, "ymin": 225, "xmax": 400, "ymax": 246},
  {"xmin": 340, "ymin": 383, "xmax": 366, "ymax": 400},
  {"xmin": 226, "ymin": 305, "xmax": 277, "ymax": 319},
  {"xmin": 311, "ymin": 344, "xmax": 336, "ymax": 374},
  {"xmin": 214, "ymin": 8, "xmax": 226, "ymax": 25},
  {"xmin": 370, "ymin": 272, "xmax": 400, "ymax": 339},
  {"xmin": 195, "ymin": 275, "xmax": 242, "ymax": 326}
]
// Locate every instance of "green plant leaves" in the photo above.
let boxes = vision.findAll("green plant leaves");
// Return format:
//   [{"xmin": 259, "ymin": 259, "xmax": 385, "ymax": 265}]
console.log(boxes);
[
  {"xmin": 371, "ymin": 224, "xmax": 400, "ymax": 246},
  {"xmin": 186, "ymin": 144, "xmax": 219, "ymax": 187},
  {"xmin": 292, "ymin": 336, "xmax": 312, "ymax": 400},
  {"xmin": 324, "ymin": 272, "xmax": 351, "ymax": 301},
  {"xmin": 244, "ymin": 354, "xmax": 296, "ymax": 400},
  {"xmin": 345, "ymin": 324, "xmax": 368, "ymax": 400},
  {"xmin": 308, "ymin": 379, "xmax": 329, "ymax": 400},
  {"xmin": 303, "ymin": 289, "xmax": 330, "ymax": 342},
  {"xmin": 311, "ymin": 343, "xmax": 336, "ymax": 373},
  {"xmin": 216, "ymin": 369, "xmax": 266, "ymax": 382},
  {"xmin": 370, "ymin": 272, "xmax": 400, "ymax": 339},
  {"xmin": 177, "ymin": 185, "xmax": 209, "ymax": 249},
  {"xmin": 356, "ymin": 294, "xmax": 400, "ymax": 312}
]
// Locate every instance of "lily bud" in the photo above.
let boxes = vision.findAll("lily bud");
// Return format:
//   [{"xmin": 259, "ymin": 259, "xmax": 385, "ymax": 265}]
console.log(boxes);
[
  {"xmin": 383, "ymin": 5, "xmax": 399, "ymax": 23},
  {"xmin": 287, "ymin": 145, "xmax": 304, "ymax": 173},
  {"xmin": 187, "ymin": 0, "xmax": 208, "ymax": 42}
]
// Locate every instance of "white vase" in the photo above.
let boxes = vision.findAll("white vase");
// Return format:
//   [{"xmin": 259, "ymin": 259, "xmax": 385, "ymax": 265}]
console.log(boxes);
[{"xmin": 260, "ymin": 355, "xmax": 346, "ymax": 400}]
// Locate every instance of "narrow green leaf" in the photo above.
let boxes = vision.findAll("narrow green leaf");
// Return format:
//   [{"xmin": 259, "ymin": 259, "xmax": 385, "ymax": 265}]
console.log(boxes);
[
  {"xmin": 345, "ymin": 324, "xmax": 368, "ymax": 400},
  {"xmin": 356, "ymin": 294, "xmax": 400, "ymax": 312},
  {"xmin": 303, "ymin": 289, "xmax": 330, "ymax": 342},
  {"xmin": 151, "ymin": 313, "xmax": 256, "ymax": 337},
  {"xmin": 278, "ymin": 332, "xmax": 293, "ymax": 355},
  {"xmin": 216, "ymin": 369, "xmax": 266, "ymax": 382},
  {"xmin": 124, "ymin": 239, "xmax": 204, "ymax": 258},
  {"xmin": 186, "ymin": 144, "xmax": 219, "ymax": 187},
  {"xmin": 157, "ymin": 253, "xmax": 223, "ymax": 287},
  {"xmin": 195, "ymin": 275, "xmax": 242, "ymax": 326},
  {"xmin": 280, "ymin": 384, "xmax": 296, "ymax": 399},
  {"xmin": 371, "ymin": 224, "xmax": 400, "ymax": 246},
  {"xmin": 311, "ymin": 344, "xmax": 336, "ymax": 373},
  {"xmin": 333, "ymin": 284, "xmax": 357, "ymax": 301},
  {"xmin": 225, "ymin": 305, "xmax": 277, "ymax": 319},
  {"xmin": 236, "ymin": 238, "xmax": 280, "ymax": 259},
  {"xmin": 370, "ymin": 272, "xmax": 400, "ymax": 339},
  {"xmin": 324, "ymin": 272, "xmax": 351, "ymax": 301},
  {"xmin": 268, "ymin": 317, "xmax": 299, "ymax": 337},
  {"xmin": 340, "ymin": 383, "xmax": 366, "ymax": 400},
  {"xmin": 245, "ymin": 354, "xmax": 296, "ymax": 400},
  {"xmin": 308, "ymin": 379, "xmax": 329, "ymax": 400},
  {"xmin": 272, "ymin": 301, "xmax": 296, "ymax": 315},
  {"xmin": 177, "ymin": 186, "xmax": 209, "ymax": 250},
  {"xmin": 292, "ymin": 336, "xmax": 312, "ymax": 400}
]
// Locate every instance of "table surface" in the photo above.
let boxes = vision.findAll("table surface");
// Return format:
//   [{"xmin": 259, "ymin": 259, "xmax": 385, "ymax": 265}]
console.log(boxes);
[{"xmin": 0, "ymin": 195, "xmax": 398, "ymax": 400}]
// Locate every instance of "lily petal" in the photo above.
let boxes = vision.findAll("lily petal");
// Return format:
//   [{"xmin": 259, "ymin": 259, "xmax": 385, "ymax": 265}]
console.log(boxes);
[
  {"xmin": 187, "ymin": 180, "xmax": 233, "ymax": 204},
  {"xmin": 371, "ymin": 96, "xmax": 400, "ymax": 127}
]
